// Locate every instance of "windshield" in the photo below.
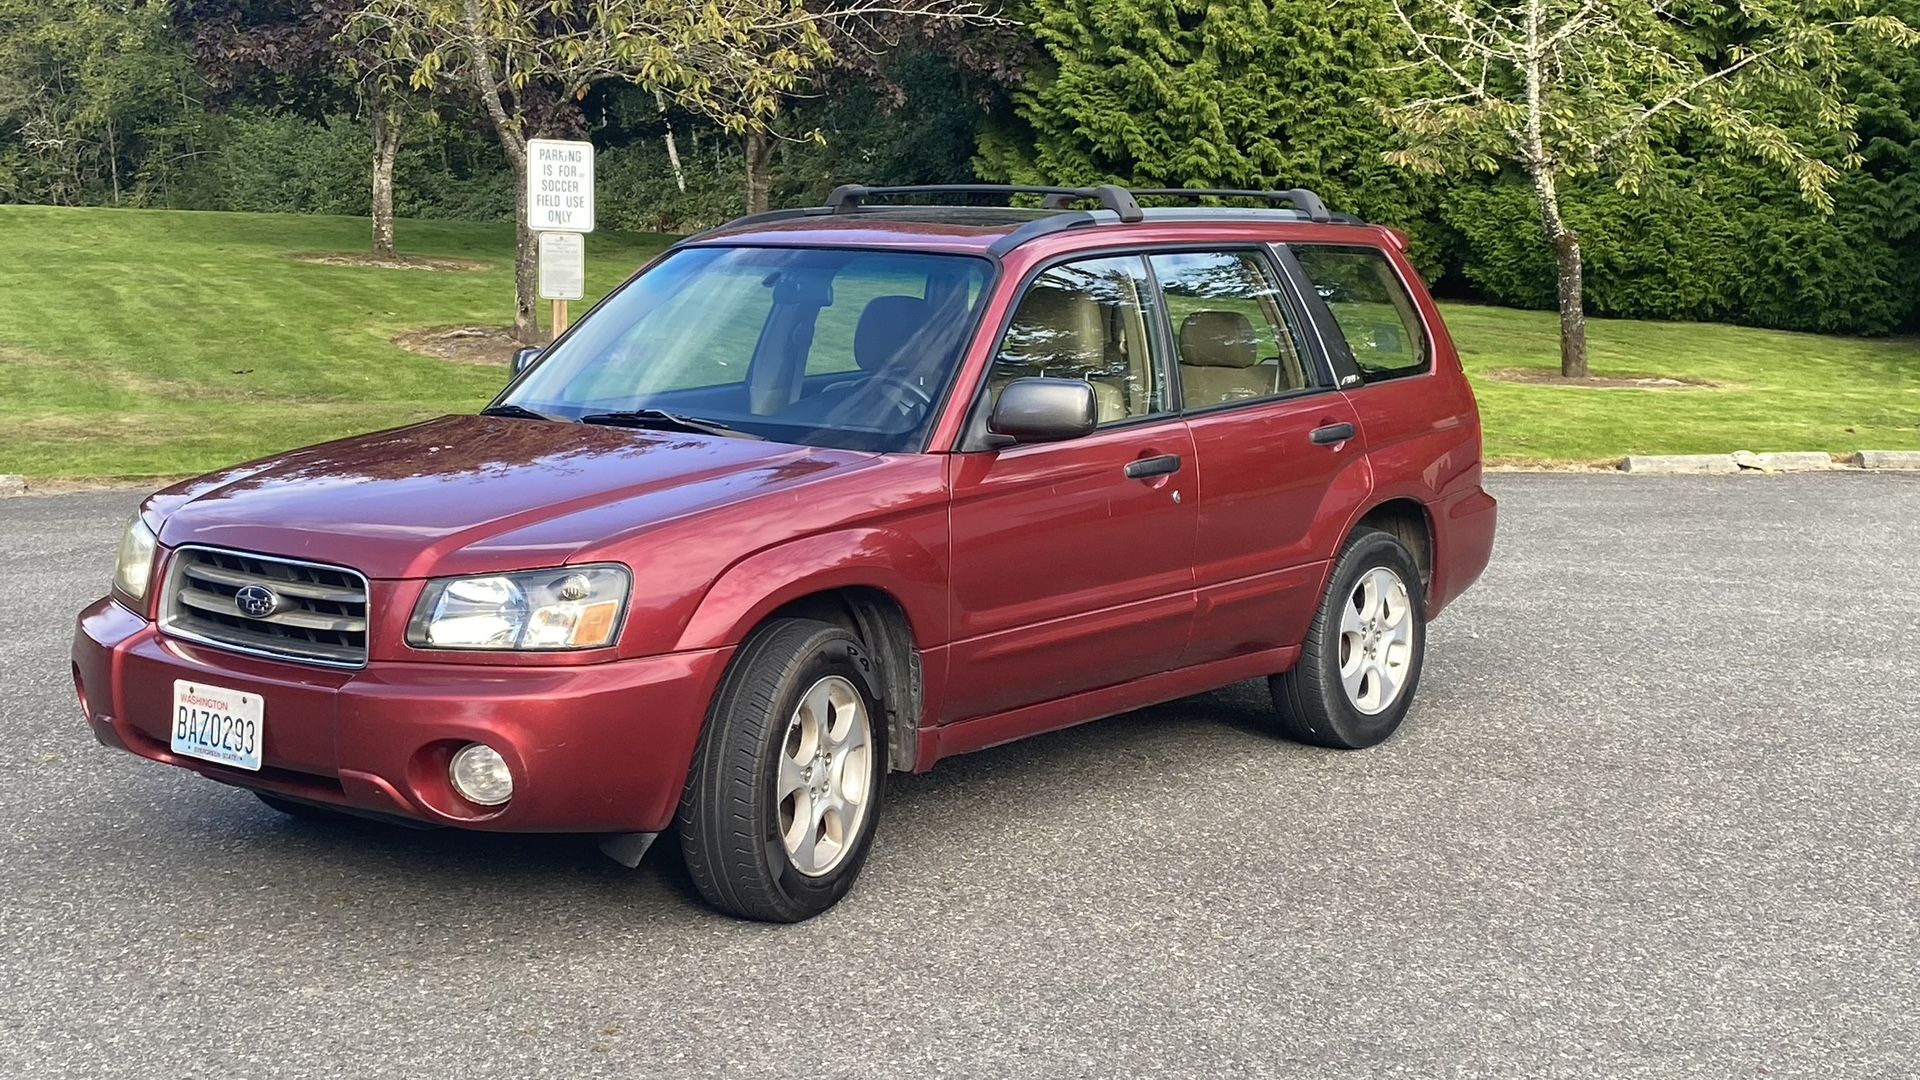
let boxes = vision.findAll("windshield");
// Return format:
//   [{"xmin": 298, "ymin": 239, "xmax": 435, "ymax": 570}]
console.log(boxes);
[{"xmin": 502, "ymin": 245, "xmax": 993, "ymax": 452}]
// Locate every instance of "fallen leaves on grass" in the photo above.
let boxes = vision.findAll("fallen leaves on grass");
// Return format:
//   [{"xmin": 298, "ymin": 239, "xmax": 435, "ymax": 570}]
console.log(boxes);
[
  {"xmin": 292, "ymin": 252, "xmax": 491, "ymax": 272},
  {"xmin": 1482, "ymin": 368, "xmax": 1722, "ymax": 390},
  {"xmin": 392, "ymin": 325, "xmax": 526, "ymax": 366}
]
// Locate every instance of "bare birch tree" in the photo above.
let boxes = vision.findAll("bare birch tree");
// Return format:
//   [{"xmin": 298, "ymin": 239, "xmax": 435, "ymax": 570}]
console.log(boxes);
[{"xmin": 1381, "ymin": 0, "xmax": 1916, "ymax": 377}]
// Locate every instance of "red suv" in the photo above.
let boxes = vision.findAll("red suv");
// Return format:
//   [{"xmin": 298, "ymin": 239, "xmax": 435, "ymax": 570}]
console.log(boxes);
[{"xmin": 73, "ymin": 184, "xmax": 1495, "ymax": 921}]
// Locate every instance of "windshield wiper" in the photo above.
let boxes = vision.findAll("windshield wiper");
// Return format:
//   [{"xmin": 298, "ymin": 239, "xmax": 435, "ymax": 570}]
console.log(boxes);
[
  {"xmin": 576, "ymin": 408, "xmax": 763, "ymax": 440},
  {"xmin": 481, "ymin": 404, "xmax": 559, "ymax": 421}
]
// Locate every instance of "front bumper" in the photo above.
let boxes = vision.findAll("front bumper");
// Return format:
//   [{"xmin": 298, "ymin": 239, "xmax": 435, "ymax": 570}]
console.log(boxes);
[{"xmin": 72, "ymin": 597, "xmax": 732, "ymax": 833}]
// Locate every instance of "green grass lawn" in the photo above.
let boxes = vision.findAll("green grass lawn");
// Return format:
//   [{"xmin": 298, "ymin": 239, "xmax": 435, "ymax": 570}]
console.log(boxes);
[
  {"xmin": 0, "ymin": 204, "xmax": 1914, "ymax": 479},
  {"xmin": 0, "ymin": 206, "xmax": 672, "ymax": 479}
]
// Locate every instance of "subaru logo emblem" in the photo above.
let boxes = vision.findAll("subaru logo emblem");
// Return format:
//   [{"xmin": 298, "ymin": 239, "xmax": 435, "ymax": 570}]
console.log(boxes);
[{"xmin": 234, "ymin": 584, "xmax": 280, "ymax": 619}]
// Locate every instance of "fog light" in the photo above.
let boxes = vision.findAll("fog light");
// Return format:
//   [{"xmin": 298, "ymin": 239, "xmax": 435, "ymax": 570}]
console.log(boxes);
[{"xmin": 448, "ymin": 743, "xmax": 513, "ymax": 806}]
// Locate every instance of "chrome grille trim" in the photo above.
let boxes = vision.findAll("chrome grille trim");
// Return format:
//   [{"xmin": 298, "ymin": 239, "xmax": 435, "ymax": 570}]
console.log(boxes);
[{"xmin": 159, "ymin": 546, "xmax": 371, "ymax": 669}]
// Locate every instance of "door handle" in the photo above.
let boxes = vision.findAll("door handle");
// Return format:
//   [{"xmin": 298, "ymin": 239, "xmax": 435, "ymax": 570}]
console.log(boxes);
[
  {"xmin": 1310, "ymin": 422, "xmax": 1356, "ymax": 445},
  {"xmin": 1124, "ymin": 454, "xmax": 1182, "ymax": 479}
]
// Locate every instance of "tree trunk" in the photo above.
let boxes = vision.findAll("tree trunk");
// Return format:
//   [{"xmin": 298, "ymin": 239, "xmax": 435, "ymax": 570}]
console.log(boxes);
[
  {"xmin": 461, "ymin": 0, "xmax": 539, "ymax": 342},
  {"xmin": 658, "ymin": 92, "xmax": 686, "ymax": 194},
  {"xmin": 744, "ymin": 131, "xmax": 773, "ymax": 214},
  {"xmin": 1520, "ymin": 0, "xmax": 1588, "ymax": 379},
  {"xmin": 1551, "ymin": 232, "xmax": 1588, "ymax": 379},
  {"xmin": 1528, "ymin": 164, "xmax": 1588, "ymax": 378},
  {"xmin": 106, "ymin": 115, "xmax": 121, "ymax": 207},
  {"xmin": 665, "ymin": 125, "xmax": 687, "ymax": 194},
  {"xmin": 370, "ymin": 102, "xmax": 401, "ymax": 259},
  {"xmin": 511, "ymin": 163, "xmax": 540, "ymax": 343}
]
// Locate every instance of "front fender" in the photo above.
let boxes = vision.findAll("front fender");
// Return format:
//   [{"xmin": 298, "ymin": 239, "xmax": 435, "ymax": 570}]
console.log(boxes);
[{"xmin": 672, "ymin": 528, "xmax": 948, "ymax": 653}]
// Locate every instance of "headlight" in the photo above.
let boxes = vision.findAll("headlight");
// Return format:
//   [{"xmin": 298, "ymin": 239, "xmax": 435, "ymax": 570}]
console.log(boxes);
[
  {"xmin": 114, "ymin": 517, "xmax": 159, "ymax": 601},
  {"xmin": 407, "ymin": 565, "xmax": 629, "ymax": 651}
]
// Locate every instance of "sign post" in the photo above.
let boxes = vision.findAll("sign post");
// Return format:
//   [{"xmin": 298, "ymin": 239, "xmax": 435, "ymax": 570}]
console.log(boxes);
[
  {"xmin": 526, "ymin": 138, "xmax": 595, "ymax": 339},
  {"xmin": 538, "ymin": 231, "xmax": 585, "ymax": 335}
]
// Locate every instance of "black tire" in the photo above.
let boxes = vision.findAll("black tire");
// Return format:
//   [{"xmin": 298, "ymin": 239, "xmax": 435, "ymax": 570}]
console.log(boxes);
[
  {"xmin": 1269, "ymin": 527, "xmax": 1427, "ymax": 750},
  {"xmin": 676, "ymin": 618, "xmax": 888, "ymax": 922}
]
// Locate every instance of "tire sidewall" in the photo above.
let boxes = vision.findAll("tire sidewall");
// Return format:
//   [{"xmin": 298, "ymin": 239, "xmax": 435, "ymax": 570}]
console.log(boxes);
[
  {"xmin": 757, "ymin": 633, "xmax": 888, "ymax": 915},
  {"xmin": 1318, "ymin": 531, "xmax": 1427, "ymax": 745}
]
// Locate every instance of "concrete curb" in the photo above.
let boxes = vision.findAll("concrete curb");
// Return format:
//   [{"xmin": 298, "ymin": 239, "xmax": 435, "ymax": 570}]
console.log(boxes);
[
  {"xmin": 0, "ymin": 475, "xmax": 26, "ymax": 497},
  {"xmin": 1851, "ymin": 450, "xmax": 1920, "ymax": 470},
  {"xmin": 1620, "ymin": 451, "xmax": 1920, "ymax": 474},
  {"xmin": 1742, "ymin": 451, "xmax": 1837, "ymax": 472},
  {"xmin": 1620, "ymin": 455, "xmax": 1738, "ymax": 474}
]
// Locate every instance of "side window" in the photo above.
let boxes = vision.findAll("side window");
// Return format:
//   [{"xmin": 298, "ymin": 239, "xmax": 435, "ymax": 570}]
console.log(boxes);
[
  {"xmin": 1147, "ymin": 250, "xmax": 1317, "ymax": 409},
  {"xmin": 994, "ymin": 256, "xmax": 1168, "ymax": 426},
  {"xmin": 1292, "ymin": 245, "xmax": 1430, "ymax": 382}
]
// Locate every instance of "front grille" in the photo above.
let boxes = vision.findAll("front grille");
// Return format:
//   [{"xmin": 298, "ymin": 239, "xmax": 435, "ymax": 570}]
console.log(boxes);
[{"xmin": 160, "ymin": 546, "xmax": 370, "ymax": 668}]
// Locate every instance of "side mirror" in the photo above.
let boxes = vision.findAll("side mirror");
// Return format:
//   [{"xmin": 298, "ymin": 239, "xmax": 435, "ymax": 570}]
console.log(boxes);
[
  {"xmin": 511, "ymin": 347, "xmax": 543, "ymax": 376},
  {"xmin": 987, "ymin": 377, "xmax": 1098, "ymax": 445}
]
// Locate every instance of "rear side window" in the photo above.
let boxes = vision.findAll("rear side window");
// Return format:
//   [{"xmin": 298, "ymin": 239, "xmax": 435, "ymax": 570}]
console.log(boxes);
[{"xmin": 1292, "ymin": 245, "xmax": 1429, "ymax": 383}]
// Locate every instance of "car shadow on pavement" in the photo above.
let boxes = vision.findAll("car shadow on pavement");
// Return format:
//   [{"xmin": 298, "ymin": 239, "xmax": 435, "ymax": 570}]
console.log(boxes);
[{"xmin": 81, "ymin": 679, "xmax": 1287, "ymax": 922}]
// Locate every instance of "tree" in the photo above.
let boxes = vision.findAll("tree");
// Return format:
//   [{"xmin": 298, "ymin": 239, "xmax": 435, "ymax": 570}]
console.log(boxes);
[
  {"xmin": 0, "ymin": 0, "xmax": 202, "ymax": 206},
  {"xmin": 184, "ymin": 0, "xmax": 423, "ymax": 258},
  {"xmin": 350, "ymin": 0, "xmax": 991, "ymax": 342},
  {"xmin": 741, "ymin": 15, "xmax": 1025, "ymax": 212},
  {"xmin": 1381, "ymin": 0, "xmax": 1918, "ymax": 377},
  {"xmin": 973, "ymin": 0, "xmax": 1448, "ymax": 266}
]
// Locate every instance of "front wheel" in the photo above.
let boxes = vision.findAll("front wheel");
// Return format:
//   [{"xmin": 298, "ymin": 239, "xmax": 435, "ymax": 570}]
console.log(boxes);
[
  {"xmin": 1269, "ymin": 527, "xmax": 1427, "ymax": 749},
  {"xmin": 677, "ymin": 618, "xmax": 886, "ymax": 922}
]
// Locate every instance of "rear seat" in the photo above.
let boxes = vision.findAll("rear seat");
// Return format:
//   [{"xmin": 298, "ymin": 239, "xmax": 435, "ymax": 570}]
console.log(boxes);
[{"xmin": 1177, "ymin": 310, "xmax": 1277, "ymax": 406}]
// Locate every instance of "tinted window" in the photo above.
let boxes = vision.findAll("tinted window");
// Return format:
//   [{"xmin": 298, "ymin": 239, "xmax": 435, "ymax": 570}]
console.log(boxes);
[
  {"xmin": 1148, "ymin": 250, "xmax": 1316, "ymax": 408},
  {"xmin": 1293, "ymin": 245, "xmax": 1429, "ymax": 382},
  {"xmin": 505, "ymin": 246, "xmax": 991, "ymax": 452},
  {"xmin": 992, "ymin": 256, "xmax": 1168, "ymax": 426}
]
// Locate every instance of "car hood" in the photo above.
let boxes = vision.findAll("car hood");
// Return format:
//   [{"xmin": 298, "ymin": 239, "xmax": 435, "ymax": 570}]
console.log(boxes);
[{"xmin": 147, "ymin": 415, "xmax": 883, "ymax": 579}]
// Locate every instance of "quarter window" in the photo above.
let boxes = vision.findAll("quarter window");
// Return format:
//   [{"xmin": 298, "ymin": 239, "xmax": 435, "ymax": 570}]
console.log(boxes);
[
  {"xmin": 992, "ymin": 256, "xmax": 1168, "ymax": 426},
  {"xmin": 1292, "ymin": 245, "xmax": 1430, "ymax": 382},
  {"xmin": 1148, "ymin": 250, "xmax": 1317, "ymax": 409}
]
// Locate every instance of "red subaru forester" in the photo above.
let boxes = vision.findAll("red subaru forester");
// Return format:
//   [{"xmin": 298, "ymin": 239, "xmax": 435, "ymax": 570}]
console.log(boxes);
[{"xmin": 73, "ymin": 184, "xmax": 1496, "ymax": 921}]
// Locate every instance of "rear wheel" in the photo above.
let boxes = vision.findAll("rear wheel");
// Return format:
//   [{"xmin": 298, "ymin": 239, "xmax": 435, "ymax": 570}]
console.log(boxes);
[
  {"xmin": 1269, "ymin": 527, "xmax": 1426, "ymax": 749},
  {"xmin": 677, "ymin": 618, "xmax": 886, "ymax": 922}
]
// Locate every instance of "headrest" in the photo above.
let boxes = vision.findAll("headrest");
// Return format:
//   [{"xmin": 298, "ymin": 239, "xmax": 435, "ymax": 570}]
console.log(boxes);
[
  {"xmin": 854, "ymin": 295, "xmax": 931, "ymax": 372},
  {"xmin": 1179, "ymin": 310, "xmax": 1260, "ymax": 369},
  {"xmin": 998, "ymin": 283, "xmax": 1106, "ymax": 370}
]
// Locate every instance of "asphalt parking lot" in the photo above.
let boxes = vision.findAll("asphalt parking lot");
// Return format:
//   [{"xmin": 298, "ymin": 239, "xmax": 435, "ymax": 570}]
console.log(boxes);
[{"xmin": 2, "ymin": 473, "xmax": 1916, "ymax": 1079}]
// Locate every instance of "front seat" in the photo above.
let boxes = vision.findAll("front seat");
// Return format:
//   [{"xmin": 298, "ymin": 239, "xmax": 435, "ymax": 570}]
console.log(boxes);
[
  {"xmin": 991, "ymin": 283, "xmax": 1128, "ymax": 423},
  {"xmin": 852, "ymin": 295, "xmax": 933, "ymax": 377},
  {"xmin": 1178, "ymin": 310, "xmax": 1275, "ymax": 407}
]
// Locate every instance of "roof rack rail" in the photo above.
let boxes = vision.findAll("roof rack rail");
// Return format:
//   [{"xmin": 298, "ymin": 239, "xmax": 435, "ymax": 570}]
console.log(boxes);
[
  {"xmin": 682, "ymin": 182, "xmax": 1350, "ymax": 248},
  {"xmin": 1128, "ymin": 187, "xmax": 1333, "ymax": 224},
  {"xmin": 825, "ymin": 184, "xmax": 1145, "ymax": 224}
]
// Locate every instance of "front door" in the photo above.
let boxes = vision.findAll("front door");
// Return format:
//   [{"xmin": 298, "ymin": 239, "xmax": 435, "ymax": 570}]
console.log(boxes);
[{"xmin": 942, "ymin": 254, "xmax": 1198, "ymax": 722}]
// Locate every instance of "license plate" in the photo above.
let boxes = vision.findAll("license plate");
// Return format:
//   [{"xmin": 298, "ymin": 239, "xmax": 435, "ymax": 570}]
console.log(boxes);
[{"xmin": 170, "ymin": 680, "xmax": 264, "ymax": 771}]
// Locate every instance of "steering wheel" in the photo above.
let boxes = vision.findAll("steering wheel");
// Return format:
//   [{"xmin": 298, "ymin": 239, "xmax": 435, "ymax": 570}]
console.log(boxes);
[{"xmin": 860, "ymin": 370, "xmax": 936, "ymax": 414}]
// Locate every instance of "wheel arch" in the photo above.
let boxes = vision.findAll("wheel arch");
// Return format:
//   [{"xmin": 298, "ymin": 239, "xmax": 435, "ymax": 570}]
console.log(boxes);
[
  {"xmin": 674, "ymin": 530, "xmax": 942, "ymax": 773},
  {"xmin": 760, "ymin": 586, "xmax": 923, "ymax": 774},
  {"xmin": 1348, "ymin": 497, "xmax": 1435, "ymax": 599}
]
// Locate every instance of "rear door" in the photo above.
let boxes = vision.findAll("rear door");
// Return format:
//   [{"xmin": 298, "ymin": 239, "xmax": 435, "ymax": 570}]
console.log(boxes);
[
  {"xmin": 1146, "ymin": 247, "xmax": 1370, "ymax": 667},
  {"xmin": 1287, "ymin": 242, "xmax": 1459, "ymax": 466},
  {"xmin": 942, "ymin": 254, "xmax": 1198, "ymax": 722}
]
